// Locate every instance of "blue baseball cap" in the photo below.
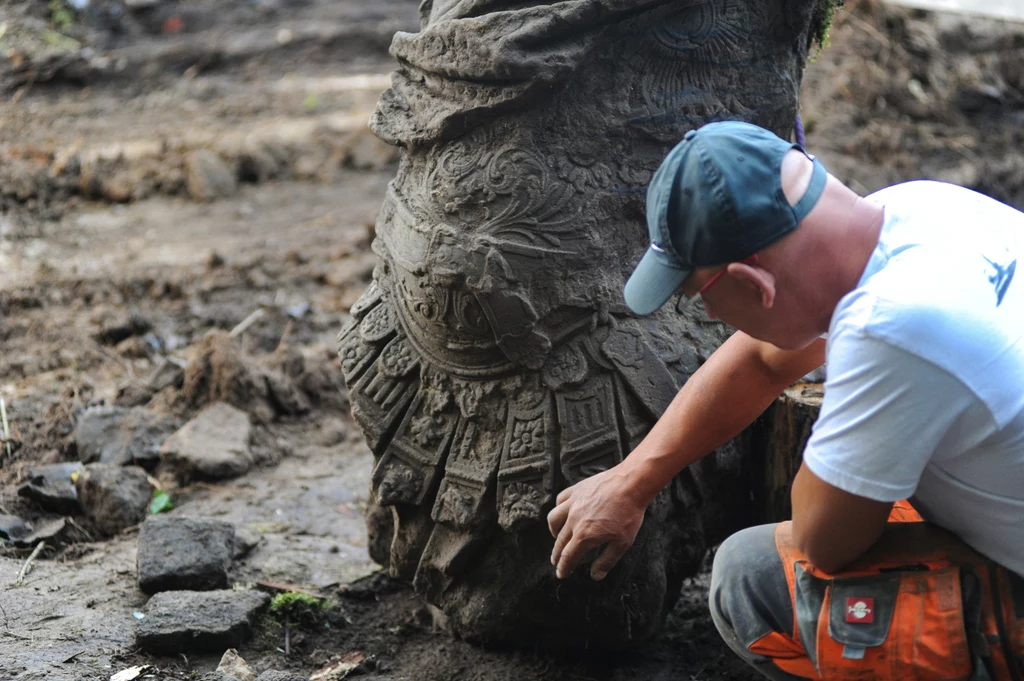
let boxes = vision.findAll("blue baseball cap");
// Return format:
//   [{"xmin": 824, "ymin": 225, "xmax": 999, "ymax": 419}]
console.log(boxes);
[{"xmin": 624, "ymin": 121, "xmax": 828, "ymax": 315}]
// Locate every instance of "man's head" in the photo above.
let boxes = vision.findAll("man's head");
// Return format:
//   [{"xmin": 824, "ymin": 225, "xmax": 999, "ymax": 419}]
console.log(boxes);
[
  {"xmin": 622, "ymin": 121, "xmax": 886, "ymax": 349},
  {"xmin": 624, "ymin": 121, "xmax": 828, "ymax": 316}
]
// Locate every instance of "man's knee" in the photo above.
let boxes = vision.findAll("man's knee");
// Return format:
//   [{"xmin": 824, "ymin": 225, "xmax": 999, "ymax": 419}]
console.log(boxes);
[{"xmin": 710, "ymin": 523, "xmax": 793, "ymax": 644}]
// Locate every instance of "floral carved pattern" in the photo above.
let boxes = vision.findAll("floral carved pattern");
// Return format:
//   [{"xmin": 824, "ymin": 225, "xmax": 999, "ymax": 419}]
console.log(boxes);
[
  {"xmin": 509, "ymin": 418, "xmax": 545, "ymax": 460},
  {"xmin": 376, "ymin": 460, "xmax": 423, "ymax": 505},
  {"xmin": 380, "ymin": 337, "xmax": 417, "ymax": 377},
  {"xmin": 543, "ymin": 343, "xmax": 589, "ymax": 391},
  {"xmin": 340, "ymin": 341, "xmax": 367, "ymax": 376},
  {"xmin": 360, "ymin": 303, "xmax": 398, "ymax": 343},
  {"xmin": 436, "ymin": 483, "xmax": 476, "ymax": 529},
  {"xmin": 410, "ymin": 414, "xmax": 448, "ymax": 448},
  {"xmin": 499, "ymin": 482, "xmax": 544, "ymax": 532}
]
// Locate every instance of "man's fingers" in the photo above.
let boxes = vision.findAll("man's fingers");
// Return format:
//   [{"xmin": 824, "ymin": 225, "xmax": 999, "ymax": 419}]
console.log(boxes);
[
  {"xmin": 550, "ymin": 526, "xmax": 572, "ymax": 568},
  {"xmin": 556, "ymin": 535, "xmax": 592, "ymax": 580},
  {"xmin": 556, "ymin": 485, "xmax": 575, "ymax": 505},
  {"xmin": 546, "ymin": 501, "xmax": 570, "ymax": 539},
  {"xmin": 590, "ymin": 540, "xmax": 629, "ymax": 581}
]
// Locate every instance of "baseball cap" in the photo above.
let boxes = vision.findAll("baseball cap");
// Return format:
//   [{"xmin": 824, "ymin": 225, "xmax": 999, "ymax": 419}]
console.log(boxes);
[{"xmin": 623, "ymin": 121, "xmax": 828, "ymax": 315}]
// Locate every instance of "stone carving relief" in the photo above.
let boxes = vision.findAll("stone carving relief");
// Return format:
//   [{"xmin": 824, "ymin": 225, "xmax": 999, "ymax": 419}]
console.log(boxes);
[{"xmin": 340, "ymin": 0, "xmax": 835, "ymax": 649}]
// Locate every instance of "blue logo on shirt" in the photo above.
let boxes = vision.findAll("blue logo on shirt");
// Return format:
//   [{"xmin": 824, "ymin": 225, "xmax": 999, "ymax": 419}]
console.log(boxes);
[{"xmin": 983, "ymin": 254, "xmax": 1016, "ymax": 306}]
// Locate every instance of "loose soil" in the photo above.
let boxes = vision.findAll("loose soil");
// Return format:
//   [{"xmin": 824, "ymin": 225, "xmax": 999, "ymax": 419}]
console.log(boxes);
[{"xmin": 0, "ymin": 1, "xmax": 1021, "ymax": 680}]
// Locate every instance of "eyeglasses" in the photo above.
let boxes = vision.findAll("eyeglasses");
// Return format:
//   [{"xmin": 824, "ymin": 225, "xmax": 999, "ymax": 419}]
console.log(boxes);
[{"xmin": 676, "ymin": 254, "xmax": 760, "ymax": 311}]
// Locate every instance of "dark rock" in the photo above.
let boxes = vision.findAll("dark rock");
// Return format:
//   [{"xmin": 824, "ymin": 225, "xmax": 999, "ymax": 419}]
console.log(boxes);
[
  {"xmin": 0, "ymin": 515, "xmax": 32, "ymax": 541},
  {"xmin": 75, "ymin": 406, "xmax": 177, "ymax": 469},
  {"xmin": 160, "ymin": 402, "xmax": 253, "ymax": 482},
  {"xmin": 137, "ymin": 516, "xmax": 234, "ymax": 594},
  {"xmin": 135, "ymin": 589, "xmax": 270, "ymax": 654},
  {"xmin": 255, "ymin": 672, "xmax": 307, "ymax": 681},
  {"xmin": 17, "ymin": 462, "xmax": 84, "ymax": 514},
  {"xmin": 75, "ymin": 464, "xmax": 152, "ymax": 536}
]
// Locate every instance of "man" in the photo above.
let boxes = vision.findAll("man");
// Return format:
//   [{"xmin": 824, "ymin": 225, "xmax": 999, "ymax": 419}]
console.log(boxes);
[{"xmin": 546, "ymin": 121, "xmax": 1024, "ymax": 680}]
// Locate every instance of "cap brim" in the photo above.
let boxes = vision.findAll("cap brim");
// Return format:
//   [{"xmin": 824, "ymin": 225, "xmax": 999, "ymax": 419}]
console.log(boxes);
[{"xmin": 624, "ymin": 247, "xmax": 691, "ymax": 315}]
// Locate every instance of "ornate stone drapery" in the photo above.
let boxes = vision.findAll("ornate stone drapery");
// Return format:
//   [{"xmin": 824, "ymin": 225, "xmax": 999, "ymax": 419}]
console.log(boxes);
[{"xmin": 340, "ymin": 0, "xmax": 834, "ymax": 648}]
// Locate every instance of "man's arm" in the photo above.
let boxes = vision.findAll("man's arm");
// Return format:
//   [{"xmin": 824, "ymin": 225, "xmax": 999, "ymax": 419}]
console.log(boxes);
[
  {"xmin": 619, "ymin": 332, "xmax": 827, "ymax": 503},
  {"xmin": 789, "ymin": 330, "xmax": 997, "ymax": 572},
  {"xmin": 547, "ymin": 331, "xmax": 825, "ymax": 580},
  {"xmin": 790, "ymin": 464, "xmax": 892, "ymax": 573}
]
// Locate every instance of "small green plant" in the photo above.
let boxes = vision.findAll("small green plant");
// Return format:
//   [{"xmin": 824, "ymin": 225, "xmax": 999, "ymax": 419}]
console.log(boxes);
[
  {"xmin": 269, "ymin": 592, "xmax": 332, "ymax": 629},
  {"xmin": 48, "ymin": 0, "xmax": 75, "ymax": 32},
  {"xmin": 149, "ymin": 489, "xmax": 174, "ymax": 515},
  {"xmin": 811, "ymin": 0, "xmax": 844, "ymax": 51}
]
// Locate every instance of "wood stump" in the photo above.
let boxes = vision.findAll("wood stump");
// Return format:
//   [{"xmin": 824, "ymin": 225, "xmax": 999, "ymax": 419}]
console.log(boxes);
[{"xmin": 751, "ymin": 384, "xmax": 825, "ymax": 523}]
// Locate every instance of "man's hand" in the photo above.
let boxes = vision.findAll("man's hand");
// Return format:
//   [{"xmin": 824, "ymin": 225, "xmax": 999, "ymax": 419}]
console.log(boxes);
[
  {"xmin": 544, "ymin": 333, "xmax": 825, "ymax": 581},
  {"xmin": 546, "ymin": 464, "xmax": 648, "ymax": 581}
]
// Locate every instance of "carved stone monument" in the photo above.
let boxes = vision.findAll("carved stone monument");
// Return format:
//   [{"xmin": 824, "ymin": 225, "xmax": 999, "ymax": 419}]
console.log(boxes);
[{"xmin": 339, "ymin": 0, "xmax": 836, "ymax": 649}]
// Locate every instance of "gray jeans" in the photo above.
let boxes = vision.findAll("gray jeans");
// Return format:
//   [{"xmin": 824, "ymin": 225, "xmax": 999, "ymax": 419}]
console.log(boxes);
[
  {"xmin": 710, "ymin": 522, "xmax": 1024, "ymax": 681},
  {"xmin": 709, "ymin": 523, "xmax": 811, "ymax": 681}
]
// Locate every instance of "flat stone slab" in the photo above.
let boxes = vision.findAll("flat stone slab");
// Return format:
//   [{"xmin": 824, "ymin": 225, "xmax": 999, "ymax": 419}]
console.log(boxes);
[
  {"xmin": 76, "ymin": 406, "xmax": 177, "ymax": 469},
  {"xmin": 135, "ymin": 589, "xmax": 269, "ymax": 654},
  {"xmin": 75, "ymin": 464, "xmax": 153, "ymax": 536},
  {"xmin": 137, "ymin": 517, "xmax": 235, "ymax": 594},
  {"xmin": 161, "ymin": 402, "xmax": 253, "ymax": 482},
  {"xmin": 17, "ymin": 462, "xmax": 84, "ymax": 514}
]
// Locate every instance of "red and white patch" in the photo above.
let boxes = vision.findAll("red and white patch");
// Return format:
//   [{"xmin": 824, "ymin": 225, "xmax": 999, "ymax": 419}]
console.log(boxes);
[{"xmin": 845, "ymin": 597, "xmax": 875, "ymax": 624}]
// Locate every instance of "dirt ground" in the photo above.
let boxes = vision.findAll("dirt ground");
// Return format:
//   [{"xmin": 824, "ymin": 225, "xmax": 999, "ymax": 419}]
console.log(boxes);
[{"xmin": 1, "ymin": 0, "xmax": 1022, "ymax": 679}]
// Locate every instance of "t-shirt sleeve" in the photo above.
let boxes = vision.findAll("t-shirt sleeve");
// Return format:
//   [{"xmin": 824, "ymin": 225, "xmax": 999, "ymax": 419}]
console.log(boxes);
[{"xmin": 803, "ymin": 331, "xmax": 991, "ymax": 502}]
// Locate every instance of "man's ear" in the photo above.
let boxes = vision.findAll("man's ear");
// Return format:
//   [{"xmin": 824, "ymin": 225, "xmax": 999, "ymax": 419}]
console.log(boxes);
[{"xmin": 727, "ymin": 261, "xmax": 775, "ymax": 309}]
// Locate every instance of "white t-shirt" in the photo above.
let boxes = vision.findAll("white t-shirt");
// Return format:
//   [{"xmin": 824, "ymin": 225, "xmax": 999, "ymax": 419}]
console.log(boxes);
[{"xmin": 803, "ymin": 180, "xmax": 1024, "ymax": 576}]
